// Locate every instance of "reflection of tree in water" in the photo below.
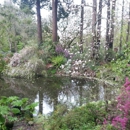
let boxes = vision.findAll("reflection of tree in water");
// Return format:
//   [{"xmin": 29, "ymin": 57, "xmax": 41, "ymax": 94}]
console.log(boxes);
[
  {"xmin": 70, "ymin": 78, "xmax": 100, "ymax": 106},
  {"xmin": 0, "ymin": 77, "xmax": 38, "ymax": 101},
  {"xmin": 0, "ymin": 77, "xmax": 117, "ymax": 115},
  {"xmin": 35, "ymin": 77, "xmax": 65, "ymax": 113},
  {"xmin": 99, "ymin": 83, "xmax": 117, "ymax": 101},
  {"xmin": 35, "ymin": 77, "xmax": 103, "ymax": 113}
]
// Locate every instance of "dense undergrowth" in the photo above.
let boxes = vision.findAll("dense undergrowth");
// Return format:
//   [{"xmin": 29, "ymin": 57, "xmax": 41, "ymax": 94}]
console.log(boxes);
[
  {"xmin": 1, "ymin": 40, "xmax": 130, "ymax": 83},
  {"xmin": 42, "ymin": 102, "xmax": 109, "ymax": 130},
  {"xmin": 33, "ymin": 78, "xmax": 130, "ymax": 130},
  {"xmin": 0, "ymin": 96, "xmax": 38, "ymax": 130},
  {"xmin": 0, "ymin": 41, "xmax": 130, "ymax": 129}
]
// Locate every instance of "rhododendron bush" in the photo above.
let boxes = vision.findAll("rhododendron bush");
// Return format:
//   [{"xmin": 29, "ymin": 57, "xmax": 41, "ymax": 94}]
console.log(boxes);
[
  {"xmin": 112, "ymin": 78, "xmax": 130, "ymax": 129},
  {"xmin": 103, "ymin": 78, "xmax": 130, "ymax": 130}
]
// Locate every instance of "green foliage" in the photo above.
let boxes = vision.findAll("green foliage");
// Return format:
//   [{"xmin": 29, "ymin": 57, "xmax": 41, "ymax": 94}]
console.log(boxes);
[
  {"xmin": 51, "ymin": 55, "xmax": 67, "ymax": 68},
  {"xmin": 17, "ymin": 42, "xmax": 25, "ymax": 51},
  {"xmin": 110, "ymin": 42, "xmax": 130, "ymax": 80},
  {"xmin": 0, "ymin": 54, "xmax": 6, "ymax": 74},
  {"xmin": 47, "ymin": 68, "xmax": 57, "ymax": 75},
  {"xmin": 43, "ymin": 101, "xmax": 107, "ymax": 130},
  {"xmin": 0, "ymin": 96, "xmax": 38, "ymax": 130},
  {"xmin": 38, "ymin": 40, "xmax": 55, "ymax": 64},
  {"xmin": 102, "ymin": 124, "xmax": 117, "ymax": 130},
  {"xmin": 0, "ymin": 5, "xmax": 37, "ymax": 53},
  {"xmin": 105, "ymin": 49, "xmax": 115, "ymax": 62},
  {"xmin": 96, "ymin": 42, "xmax": 130, "ymax": 83},
  {"xmin": 96, "ymin": 63, "xmax": 115, "ymax": 80}
]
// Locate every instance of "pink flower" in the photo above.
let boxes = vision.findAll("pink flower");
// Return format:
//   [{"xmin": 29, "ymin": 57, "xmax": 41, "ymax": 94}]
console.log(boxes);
[
  {"xmin": 103, "ymin": 119, "xmax": 107, "ymax": 125},
  {"xmin": 112, "ymin": 116, "xmax": 128, "ymax": 129},
  {"xmin": 124, "ymin": 77, "xmax": 130, "ymax": 88}
]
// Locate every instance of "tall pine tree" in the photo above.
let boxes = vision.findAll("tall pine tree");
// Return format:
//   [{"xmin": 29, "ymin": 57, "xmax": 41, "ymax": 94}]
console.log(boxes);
[{"xmin": 13, "ymin": 0, "xmax": 49, "ymax": 46}]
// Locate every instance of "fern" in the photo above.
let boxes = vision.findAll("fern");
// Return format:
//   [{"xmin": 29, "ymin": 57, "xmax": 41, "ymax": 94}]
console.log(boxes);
[{"xmin": 51, "ymin": 55, "xmax": 66, "ymax": 68}]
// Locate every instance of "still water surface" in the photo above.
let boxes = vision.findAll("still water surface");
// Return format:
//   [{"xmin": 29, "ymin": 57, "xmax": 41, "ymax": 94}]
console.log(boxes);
[{"xmin": 0, "ymin": 76, "xmax": 117, "ymax": 115}]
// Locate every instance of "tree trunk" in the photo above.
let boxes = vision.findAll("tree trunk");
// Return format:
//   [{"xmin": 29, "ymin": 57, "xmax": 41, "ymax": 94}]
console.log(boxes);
[
  {"xmin": 36, "ymin": 0, "xmax": 42, "ymax": 46},
  {"xmin": 110, "ymin": 0, "xmax": 116, "ymax": 49},
  {"xmin": 96, "ymin": 0, "xmax": 102, "ymax": 60},
  {"xmin": 92, "ymin": 0, "xmax": 97, "ymax": 58},
  {"xmin": 52, "ymin": 0, "xmax": 58, "ymax": 43},
  {"xmin": 119, "ymin": 0, "xmax": 124, "ymax": 53},
  {"xmin": 106, "ymin": 0, "xmax": 111, "ymax": 49},
  {"xmin": 105, "ymin": 0, "xmax": 112, "ymax": 61},
  {"xmin": 97, "ymin": 0, "xmax": 102, "ymax": 44},
  {"xmin": 126, "ymin": 3, "xmax": 130, "ymax": 56},
  {"xmin": 8, "ymin": 16, "xmax": 16, "ymax": 53},
  {"xmin": 126, "ymin": 3, "xmax": 130, "ymax": 43},
  {"xmin": 79, "ymin": 0, "xmax": 84, "ymax": 53}
]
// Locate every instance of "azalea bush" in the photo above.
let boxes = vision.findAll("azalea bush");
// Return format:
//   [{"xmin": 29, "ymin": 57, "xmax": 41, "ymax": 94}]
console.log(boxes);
[
  {"xmin": 111, "ymin": 78, "xmax": 130, "ymax": 129},
  {"xmin": 102, "ymin": 78, "xmax": 130, "ymax": 130}
]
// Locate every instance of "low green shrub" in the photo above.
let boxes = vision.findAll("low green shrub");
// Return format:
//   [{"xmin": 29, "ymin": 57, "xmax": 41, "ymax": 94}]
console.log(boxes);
[
  {"xmin": 43, "ymin": 101, "xmax": 108, "ymax": 130},
  {"xmin": 51, "ymin": 55, "xmax": 67, "ymax": 68},
  {"xmin": 111, "ymin": 58, "xmax": 130, "ymax": 79},
  {"xmin": 0, "ymin": 96, "xmax": 38, "ymax": 130},
  {"xmin": 110, "ymin": 42, "xmax": 130, "ymax": 80}
]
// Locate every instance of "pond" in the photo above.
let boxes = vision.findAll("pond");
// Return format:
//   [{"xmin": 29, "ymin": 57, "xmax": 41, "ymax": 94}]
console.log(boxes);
[{"xmin": 0, "ymin": 76, "xmax": 118, "ymax": 115}]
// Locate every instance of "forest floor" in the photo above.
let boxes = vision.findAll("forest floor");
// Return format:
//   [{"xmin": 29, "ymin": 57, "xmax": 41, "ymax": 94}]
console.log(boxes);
[{"xmin": 12, "ymin": 121, "xmax": 43, "ymax": 130}]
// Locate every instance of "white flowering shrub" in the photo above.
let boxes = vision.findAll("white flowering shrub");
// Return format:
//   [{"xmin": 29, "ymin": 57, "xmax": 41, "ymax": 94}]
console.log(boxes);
[
  {"xmin": 57, "ymin": 43, "xmax": 96, "ymax": 77},
  {"xmin": 9, "ymin": 46, "xmax": 37, "ymax": 67},
  {"xmin": 3, "ymin": 45, "xmax": 46, "ymax": 79}
]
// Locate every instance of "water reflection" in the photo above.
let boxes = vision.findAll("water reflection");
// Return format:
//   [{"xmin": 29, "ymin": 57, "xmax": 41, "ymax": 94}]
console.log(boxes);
[{"xmin": 0, "ymin": 77, "xmax": 117, "ymax": 115}]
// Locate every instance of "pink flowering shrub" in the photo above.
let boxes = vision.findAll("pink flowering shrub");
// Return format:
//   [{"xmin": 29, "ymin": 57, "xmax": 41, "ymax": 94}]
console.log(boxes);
[
  {"xmin": 112, "ymin": 116, "xmax": 128, "ymax": 129},
  {"xmin": 111, "ymin": 78, "xmax": 130, "ymax": 129}
]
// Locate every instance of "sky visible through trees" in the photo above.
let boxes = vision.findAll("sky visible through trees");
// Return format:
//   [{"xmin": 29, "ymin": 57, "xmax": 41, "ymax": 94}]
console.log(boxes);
[{"xmin": 0, "ymin": 0, "xmax": 130, "ymax": 56}]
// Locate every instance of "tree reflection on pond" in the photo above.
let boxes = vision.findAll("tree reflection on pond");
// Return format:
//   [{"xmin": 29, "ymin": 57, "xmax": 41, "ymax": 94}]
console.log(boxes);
[{"xmin": 0, "ymin": 76, "xmax": 117, "ymax": 115}]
